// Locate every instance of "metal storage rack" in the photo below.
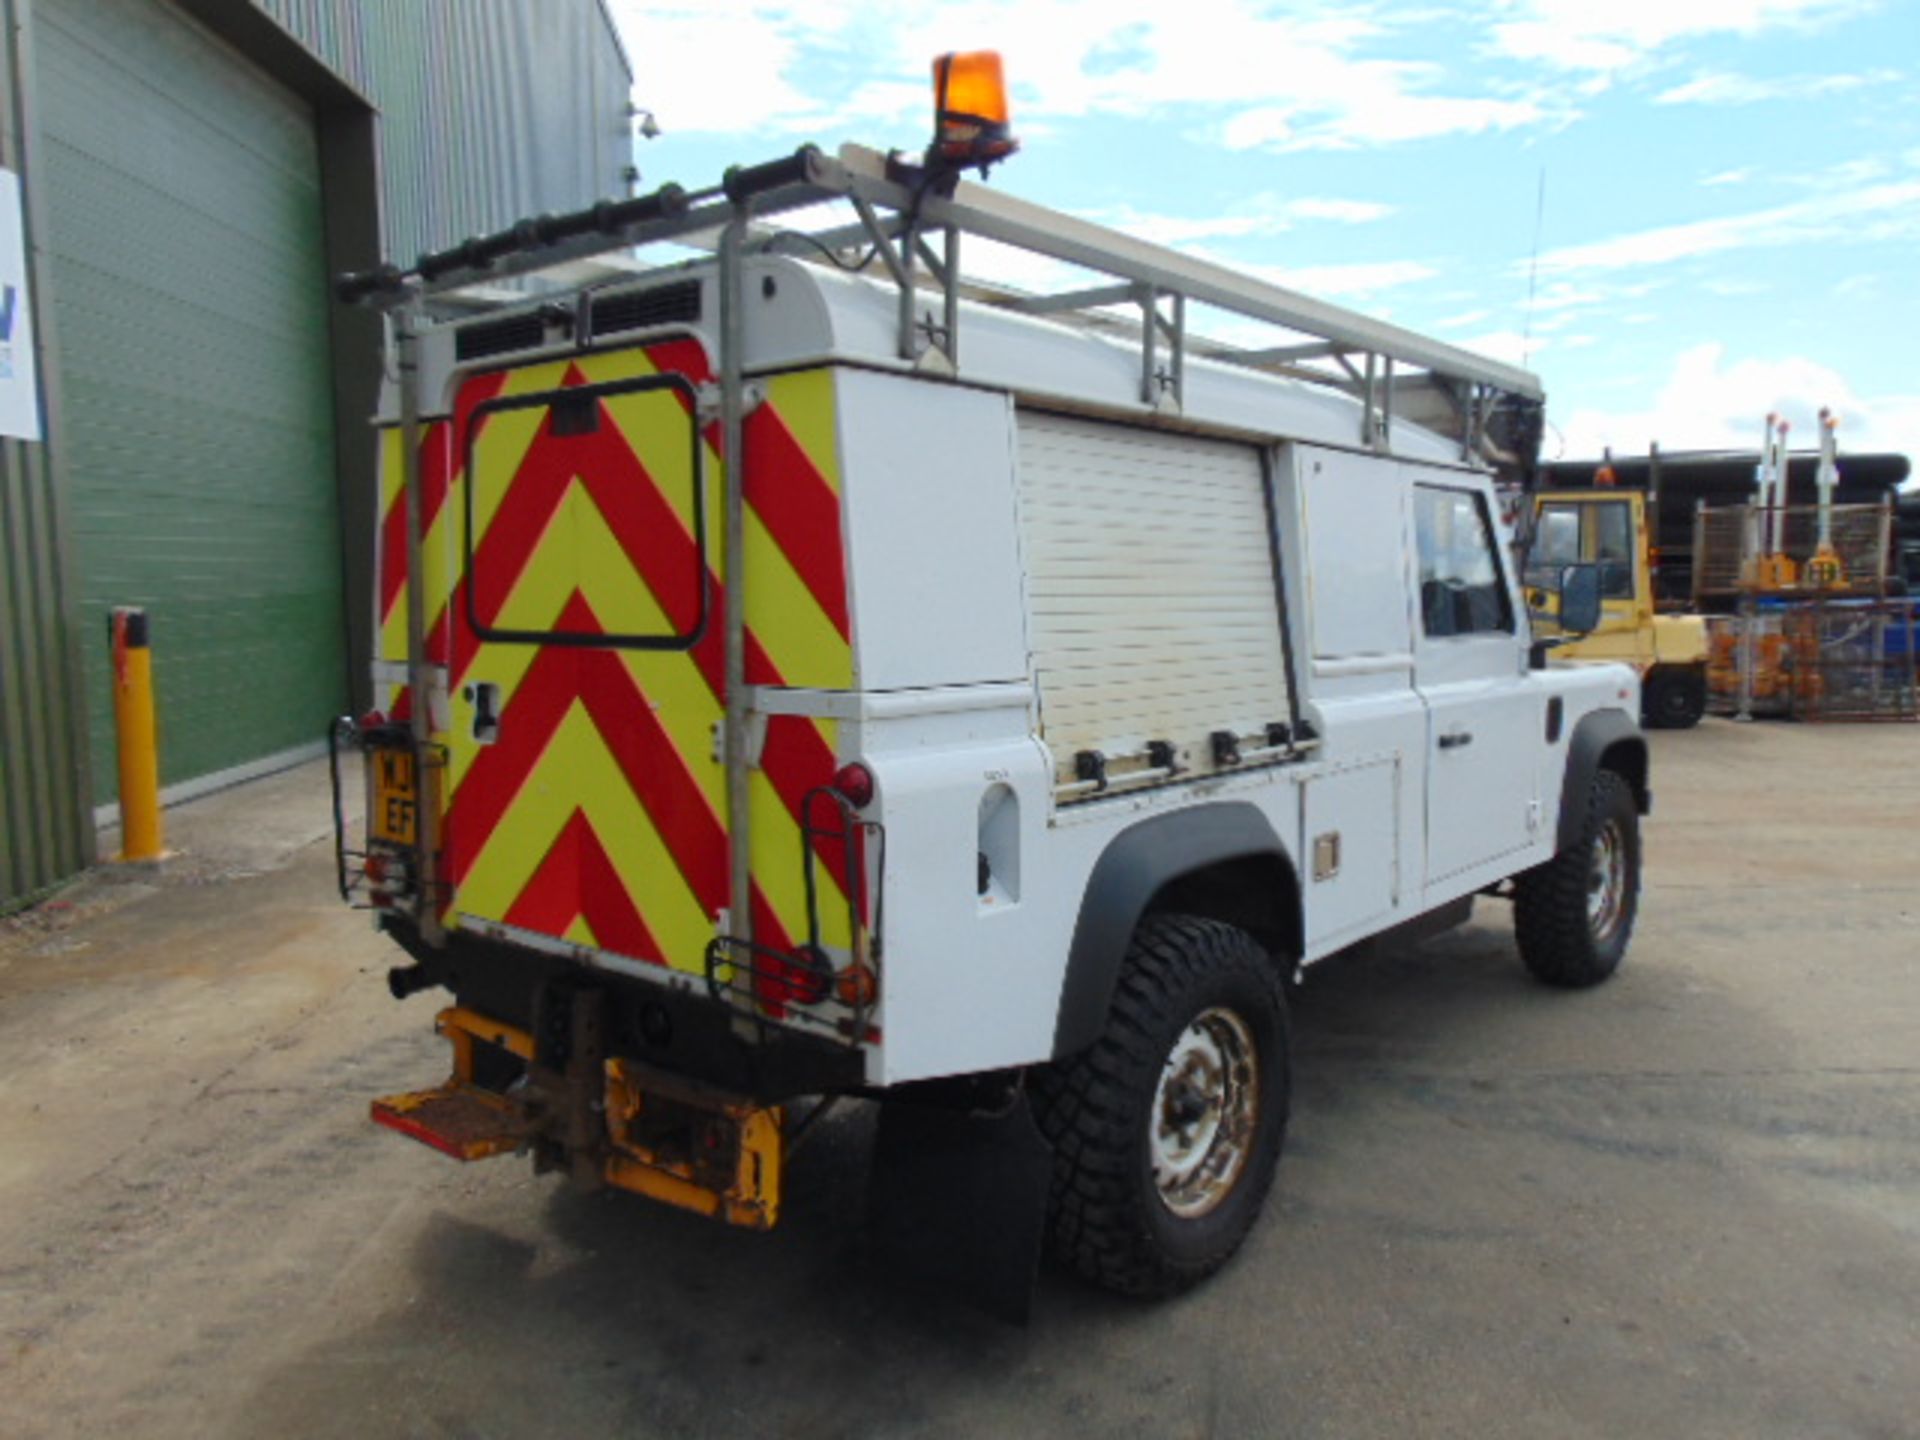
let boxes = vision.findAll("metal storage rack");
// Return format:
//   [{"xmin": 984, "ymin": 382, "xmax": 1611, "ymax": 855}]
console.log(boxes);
[{"xmin": 1694, "ymin": 501, "xmax": 1913, "ymax": 721}]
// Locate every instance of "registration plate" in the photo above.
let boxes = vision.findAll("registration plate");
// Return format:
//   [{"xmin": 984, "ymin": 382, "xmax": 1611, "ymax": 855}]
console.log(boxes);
[{"xmin": 370, "ymin": 747, "xmax": 418, "ymax": 846}]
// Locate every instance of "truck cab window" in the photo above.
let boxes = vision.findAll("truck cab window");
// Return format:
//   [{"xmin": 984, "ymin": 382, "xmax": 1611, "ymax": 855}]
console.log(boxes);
[
  {"xmin": 1415, "ymin": 487, "xmax": 1514, "ymax": 638},
  {"xmin": 1592, "ymin": 499, "xmax": 1634, "ymax": 599},
  {"xmin": 1526, "ymin": 503, "xmax": 1581, "ymax": 591}
]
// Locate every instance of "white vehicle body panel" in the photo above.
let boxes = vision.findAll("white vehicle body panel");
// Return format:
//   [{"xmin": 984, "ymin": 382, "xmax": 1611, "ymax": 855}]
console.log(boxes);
[
  {"xmin": 835, "ymin": 369, "xmax": 1027, "ymax": 690},
  {"xmin": 1300, "ymin": 756, "xmax": 1402, "ymax": 949},
  {"xmin": 393, "ymin": 257, "xmax": 1642, "ymax": 1090}
]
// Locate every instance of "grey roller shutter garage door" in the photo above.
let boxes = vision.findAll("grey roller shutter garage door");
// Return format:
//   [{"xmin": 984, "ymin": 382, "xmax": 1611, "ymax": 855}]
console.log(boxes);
[{"xmin": 38, "ymin": 0, "xmax": 343, "ymax": 803}]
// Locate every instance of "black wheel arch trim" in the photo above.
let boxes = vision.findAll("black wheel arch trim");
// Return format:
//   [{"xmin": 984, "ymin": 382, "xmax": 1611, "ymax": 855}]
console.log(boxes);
[
  {"xmin": 1050, "ymin": 802, "xmax": 1298, "ymax": 1060},
  {"xmin": 1556, "ymin": 706, "xmax": 1650, "ymax": 852}
]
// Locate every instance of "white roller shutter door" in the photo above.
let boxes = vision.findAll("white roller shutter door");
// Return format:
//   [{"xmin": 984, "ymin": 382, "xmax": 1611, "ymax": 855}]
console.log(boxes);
[{"xmin": 1016, "ymin": 411, "xmax": 1291, "ymax": 787}]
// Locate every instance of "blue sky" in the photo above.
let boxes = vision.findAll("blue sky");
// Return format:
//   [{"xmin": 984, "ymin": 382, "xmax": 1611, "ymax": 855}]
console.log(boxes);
[{"xmin": 606, "ymin": 1, "xmax": 1919, "ymax": 470}]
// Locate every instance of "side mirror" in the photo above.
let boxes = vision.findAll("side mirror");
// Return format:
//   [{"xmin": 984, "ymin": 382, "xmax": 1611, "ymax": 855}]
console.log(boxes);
[{"xmin": 1558, "ymin": 563, "xmax": 1602, "ymax": 636}]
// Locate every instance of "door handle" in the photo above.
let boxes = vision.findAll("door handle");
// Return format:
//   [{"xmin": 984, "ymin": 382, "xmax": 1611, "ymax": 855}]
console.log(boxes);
[
  {"xmin": 466, "ymin": 682, "xmax": 501, "ymax": 745},
  {"xmin": 1438, "ymin": 730, "xmax": 1474, "ymax": 750}
]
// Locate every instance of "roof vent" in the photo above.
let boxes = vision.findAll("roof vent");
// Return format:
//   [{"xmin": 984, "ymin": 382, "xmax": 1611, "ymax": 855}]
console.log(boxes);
[
  {"xmin": 590, "ymin": 280, "xmax": 701, "ymax": 338},
  {"xmin": 454, "ymin": 312, "xmax": 548, "ymax": 361}
]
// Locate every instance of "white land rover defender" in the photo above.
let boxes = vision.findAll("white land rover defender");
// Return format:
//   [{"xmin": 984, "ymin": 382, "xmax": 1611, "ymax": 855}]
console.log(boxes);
[{"xmin": 333, "ymin": 84, "xmax": 1646, "ymax": 1309}]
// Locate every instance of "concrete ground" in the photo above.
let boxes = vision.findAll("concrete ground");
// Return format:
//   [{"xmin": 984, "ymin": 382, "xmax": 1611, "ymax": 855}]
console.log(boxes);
[{"xmin": 1, "ymin": 722, "xmax": 1916, "ymax": 1440}]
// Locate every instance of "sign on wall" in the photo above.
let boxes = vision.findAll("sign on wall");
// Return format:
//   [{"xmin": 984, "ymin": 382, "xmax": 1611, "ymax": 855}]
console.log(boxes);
[{"xmin": 0, "ymin": 166, "xmax": 42, "ymax": 442}]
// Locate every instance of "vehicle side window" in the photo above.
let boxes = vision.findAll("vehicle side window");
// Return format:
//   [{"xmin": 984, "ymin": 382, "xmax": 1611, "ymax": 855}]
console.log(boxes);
[
  {"xmin": 1415, "ymin": 487, "xmax": 1515, "ymax": 638},
  {"xmin": 1592, "ymin": 500, "xmax": 1634, "ymax": 600}
]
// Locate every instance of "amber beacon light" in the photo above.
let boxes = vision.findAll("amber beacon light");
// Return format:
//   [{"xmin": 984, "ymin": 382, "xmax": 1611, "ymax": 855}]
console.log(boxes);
[{"xmin": 931, "ymin": 50, "xmax": 1017, "ymax": 169}]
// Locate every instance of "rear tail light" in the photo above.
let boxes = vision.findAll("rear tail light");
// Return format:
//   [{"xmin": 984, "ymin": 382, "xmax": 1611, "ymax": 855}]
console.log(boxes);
[
  {"xmin": 365, "ymin": 851, "xmax": 413, "ymax": 897},
  {"xmin": 835, "ymin": 960, "xmax": 878, "ymax": 1009},
  {"xmin": 832, "ymin": 761, "xmax": 875, "ymax": 809}
]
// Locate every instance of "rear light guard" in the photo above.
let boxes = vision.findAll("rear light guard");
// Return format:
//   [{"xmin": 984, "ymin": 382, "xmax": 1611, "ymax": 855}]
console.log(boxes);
[{"xmin": 704, "ymin": 778, "xmax": 884, "ymax": 1049}]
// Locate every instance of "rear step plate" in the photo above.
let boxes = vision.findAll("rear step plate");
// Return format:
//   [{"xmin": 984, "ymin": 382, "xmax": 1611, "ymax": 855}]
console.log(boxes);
[{"xmin": 371, "ymin": 1083, "xmax": 530, "ymax": 1160}]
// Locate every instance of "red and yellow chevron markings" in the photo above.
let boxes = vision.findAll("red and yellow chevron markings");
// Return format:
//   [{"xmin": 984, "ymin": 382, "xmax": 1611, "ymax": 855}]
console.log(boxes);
[
  {"xmin": 376, "ymin": 369, "xmax": 513, "ymax": 664},
  {"xmin": 394, "ymin": 339, "xmax": 855, "ymax": 990}
]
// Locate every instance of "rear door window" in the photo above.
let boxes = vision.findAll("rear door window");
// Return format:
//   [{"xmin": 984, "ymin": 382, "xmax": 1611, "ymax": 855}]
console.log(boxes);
[{"xmin": 463, "ymin": 371, "xmax": 708, "ymax": 651}]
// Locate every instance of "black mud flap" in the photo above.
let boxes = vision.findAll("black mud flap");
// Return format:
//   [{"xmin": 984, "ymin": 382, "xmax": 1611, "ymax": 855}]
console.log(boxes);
[{"xmin": 865, "ymin": 1091, "xmax": 1053, "ymax": 1324}]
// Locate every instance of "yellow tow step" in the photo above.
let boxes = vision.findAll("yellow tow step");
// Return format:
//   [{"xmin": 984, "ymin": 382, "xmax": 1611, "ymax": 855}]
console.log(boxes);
[
  {"xmin": 370, "ymin": 1004, "xmax": 784, "ymax": 1229},
  {"xmin": 370, "ymin": 1081, "xmax": 531, "ymax": 1160}
]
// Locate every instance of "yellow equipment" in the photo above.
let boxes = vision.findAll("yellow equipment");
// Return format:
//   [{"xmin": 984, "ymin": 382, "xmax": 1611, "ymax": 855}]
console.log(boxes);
[
  {"xmin": 1803, "ymin": 408, "xmax": 1847, "ymax": 589},
  {"xmin": 1527, "ymin": 488, "xmax": 1709, "ymax": 728}
]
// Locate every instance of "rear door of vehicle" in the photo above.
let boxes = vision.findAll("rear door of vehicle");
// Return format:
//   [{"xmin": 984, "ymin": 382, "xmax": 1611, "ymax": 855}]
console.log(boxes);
[{"xmin": 431, "ymin": 337, "xmax": 853, "ymax": 987}]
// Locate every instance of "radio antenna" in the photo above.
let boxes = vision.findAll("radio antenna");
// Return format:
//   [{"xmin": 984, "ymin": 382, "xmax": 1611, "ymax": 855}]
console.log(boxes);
[{"xmin": 1522, "ymin": 166, "xmax": 1546, "ymax": 368}]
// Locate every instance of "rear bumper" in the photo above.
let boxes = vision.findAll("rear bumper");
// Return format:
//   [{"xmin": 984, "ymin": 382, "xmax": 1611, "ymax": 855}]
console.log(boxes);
[{"xmin": 379, "ymin": 917, "xmax": 866, "ymax": 1103}]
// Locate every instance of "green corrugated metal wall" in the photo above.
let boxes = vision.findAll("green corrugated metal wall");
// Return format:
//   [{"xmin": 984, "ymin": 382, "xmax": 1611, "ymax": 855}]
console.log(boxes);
[
  {"xmin": 0, "ymin": 0, "xmax": 630, "ymax": 909},
  {"xmin": 2, "ymin": 0, "xmax": 91, "ymax": 908},
  {"xmin": 37, "ymin": 0, "xmax": 343, "ymax": 803}
]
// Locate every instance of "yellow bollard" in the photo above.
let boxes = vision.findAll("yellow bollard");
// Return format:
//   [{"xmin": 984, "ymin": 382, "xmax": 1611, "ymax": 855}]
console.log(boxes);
[{"xmin": 109, "ymin": 606, "xmax": 165, "ymax": 863}]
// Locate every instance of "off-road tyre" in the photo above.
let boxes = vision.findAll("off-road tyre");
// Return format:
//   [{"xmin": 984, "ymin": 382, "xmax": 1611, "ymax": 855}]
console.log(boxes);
[
  {"xmin": 1029, "ymin": 914, "xmax": 1290, "ymax": 1298},
  {"xmin": 1643, "ymin": 666, "xmax": 1706, "ymax": 730},
  {"xmin": 1514, "ymin": 768, "xmax": 1640, "ymax": 987}
]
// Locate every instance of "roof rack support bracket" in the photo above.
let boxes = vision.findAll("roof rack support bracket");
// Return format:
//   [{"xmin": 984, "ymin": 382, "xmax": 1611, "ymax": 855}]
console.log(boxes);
[
  {"xmin": 1380, "ymin": 356, "xmax": 1394, "ymax": 449},
  {"xmin": 1138, "ymin": 285, "xmax": 1184, "ymax": 414},
  {"xmin": 1361, "ymin": 353, "xmax": 1379, "ymax": 450},
  {"xmin": 934, "ymin": 224, "xmax": 960, "ymax": 373}
]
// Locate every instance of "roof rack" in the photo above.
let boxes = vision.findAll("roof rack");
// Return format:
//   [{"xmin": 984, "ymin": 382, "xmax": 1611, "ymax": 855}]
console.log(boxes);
[{"xmin": 341, "ymin": 142, "xmax": 1542, "ymax": 463}]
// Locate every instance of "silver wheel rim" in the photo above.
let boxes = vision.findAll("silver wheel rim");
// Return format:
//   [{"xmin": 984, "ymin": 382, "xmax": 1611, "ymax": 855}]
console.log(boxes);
[
  {"xmin": 1150, "ymin": 1006, "xmax": 1259, "ymax": 1219},
  {"xmin": 1588, "ymin": 819, "xmax": 1628, "ymax": 943}
]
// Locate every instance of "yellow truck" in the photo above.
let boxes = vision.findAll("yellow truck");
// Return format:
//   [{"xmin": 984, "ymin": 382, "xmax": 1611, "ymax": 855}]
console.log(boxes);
[{"xmin": 1526, "ymin": 488, "xmax": 1709, "ymax": 728}]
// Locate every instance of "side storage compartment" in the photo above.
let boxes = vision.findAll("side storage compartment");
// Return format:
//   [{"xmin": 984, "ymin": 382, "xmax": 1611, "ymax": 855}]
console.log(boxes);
[
  {"xmin": 1300, "ymin": 758, "xmax": 1401, "ymax": 951},
  {"xmin": 1015, "ymin": 412, "xmax": 1293, "ymax": 792}
]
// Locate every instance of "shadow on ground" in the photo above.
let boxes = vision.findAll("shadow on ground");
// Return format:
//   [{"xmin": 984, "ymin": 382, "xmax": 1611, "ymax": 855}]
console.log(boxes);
[{"xmin": 233, "ymin": 920, "xmax": 1724, "ymax": 1440}]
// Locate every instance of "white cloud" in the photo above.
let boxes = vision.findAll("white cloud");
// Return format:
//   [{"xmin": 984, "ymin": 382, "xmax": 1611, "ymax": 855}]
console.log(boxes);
[
  {"xmin": 1702, "ymin": 167, "xmax": 1755, "ymax": 187},
  {"xmin": 1534, "ymin": 180, "xmax": 1920, "ymax": 273},
  {"xmin": 1091, "ymin": 194, "xmax": 1394, "ymax": 246},
  {"xmin": 612, "ymin": 0, "xmax": 839, "ymax": 135},
  {"xmin": 1556, "ymin": 342, "xmax": 1920, "ymax": 461},
  {"xmin": 1092, "ymin": 206, "xmax": 1287, "ymax": 247},
  {"xmin": 1490, "ymin": 26, "xmax": 1641, "ymax": 73},
  {"xmin": 1489, "ymin": 0, "xmax": 1868, "ymax": 73},
  {"xmin": 1222, "ymin": 90, "xmax": 1545, "ymax": 152},
  {"xmin": 1287, "ymin": 197, "xmax": 1397, "ymax": 224},
  {"xmin": 613, "ymin": 1, "xmax": 1565, "ymax": 150},
  {"xmin": 1786, "ymin": 156, "xmax": 1894, "ymax": 188},
  {"xmin": 1460, "ymin": 328, "xmax": 1547, "ymax": 367},
  {"xmin": 1656, "ymin": 68, "xmax": 1900, "ymax": 105},
  {"xmin": 1437, "ymin": 308, "xmax": 1491, "ymax": 328},
  {"xmin": 1529, "ymin": 281, "xmax": 1612, "ymax": 312}
]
